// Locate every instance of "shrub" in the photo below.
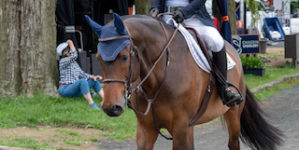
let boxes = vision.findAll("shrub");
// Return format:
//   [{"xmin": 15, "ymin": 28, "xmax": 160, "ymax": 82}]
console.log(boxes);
[{"xmin": 240, "ymin": 54, "xmax": 265, "ymax": 68}]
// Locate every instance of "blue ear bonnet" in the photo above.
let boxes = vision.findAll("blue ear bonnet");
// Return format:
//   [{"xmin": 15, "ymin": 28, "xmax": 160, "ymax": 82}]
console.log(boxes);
[
  {"xmin": 97, "ymin": 25, "xmax": 131, "ymax": 62},
  {"xmin": 85, "ymin": 13, "xmax": 131, "ymax": 62}
]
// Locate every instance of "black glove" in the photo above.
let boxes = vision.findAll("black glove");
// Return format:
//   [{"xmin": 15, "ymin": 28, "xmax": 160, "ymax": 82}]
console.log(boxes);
[
  {"xmin": 173, "ymin": 10, "xmax": 184, "ymax": 23},
  {"xmin": 149, "ymin": 8, "xmax": 159, "ymax": 17}
]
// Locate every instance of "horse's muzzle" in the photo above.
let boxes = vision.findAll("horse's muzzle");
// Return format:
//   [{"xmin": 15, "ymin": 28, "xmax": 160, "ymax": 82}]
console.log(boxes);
[{"xmin": 102, "ymin": 104, "xmax": 124, "ymax": 117}]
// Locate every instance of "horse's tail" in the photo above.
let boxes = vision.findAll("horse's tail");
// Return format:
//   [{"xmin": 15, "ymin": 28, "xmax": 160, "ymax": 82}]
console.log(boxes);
[{"xmin": 240, "ymin": 87, "xmax": 284, "ymax": 150}]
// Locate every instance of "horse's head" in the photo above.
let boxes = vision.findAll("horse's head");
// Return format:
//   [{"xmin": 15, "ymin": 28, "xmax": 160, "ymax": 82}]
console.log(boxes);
[{"xmin": 85, "ymin": 13, "xmax": 139, "ymax": 117}]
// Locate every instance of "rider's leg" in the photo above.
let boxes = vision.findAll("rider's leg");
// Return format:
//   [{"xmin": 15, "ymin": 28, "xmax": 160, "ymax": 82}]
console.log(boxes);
[
  {"xmin": 184, "ymin": 18, "xmax": 242, "ymax": 107},
  {"xmin": 212, "ymin": 47, "xmax": 242, "ymax": 107}
]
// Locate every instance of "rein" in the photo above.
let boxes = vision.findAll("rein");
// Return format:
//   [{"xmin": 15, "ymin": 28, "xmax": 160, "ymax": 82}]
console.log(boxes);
[
  {"xmin": 130, "ymin": 23, "xmax": 179, "ymax": 115},
  {"xmin": 100, "ymin": 20, "xmax": 180, "ymax": 140}
]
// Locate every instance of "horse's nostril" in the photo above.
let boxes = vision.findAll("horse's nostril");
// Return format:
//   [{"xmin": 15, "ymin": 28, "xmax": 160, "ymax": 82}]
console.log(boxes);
[{"xmin": 112, "ymin": 105, "xmax": 123, "ymax": 114}]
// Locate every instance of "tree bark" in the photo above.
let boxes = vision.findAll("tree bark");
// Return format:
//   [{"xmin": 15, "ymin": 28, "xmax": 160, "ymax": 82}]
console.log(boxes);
[
  {"xmin": 135, "ymin": 0, "xmax": 151, "ymax": 14},
  {"xmin": 0, "ymin": 0, "xmax": 58, "ymax": 97},
  {"xmin": 227, "ymin": 0, "xmax": 237, "ymax": 35}
]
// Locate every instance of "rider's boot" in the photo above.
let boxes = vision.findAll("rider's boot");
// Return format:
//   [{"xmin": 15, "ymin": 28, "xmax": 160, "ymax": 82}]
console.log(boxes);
[{"xmin": 212, "ymin": 47, "xmax": 243, "ymax": 107}]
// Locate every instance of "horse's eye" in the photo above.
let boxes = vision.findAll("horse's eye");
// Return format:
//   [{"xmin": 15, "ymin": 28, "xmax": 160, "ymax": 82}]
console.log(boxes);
[{"xmin": 120, "ymin": 55, "xmax": 128, "ymax": 61}]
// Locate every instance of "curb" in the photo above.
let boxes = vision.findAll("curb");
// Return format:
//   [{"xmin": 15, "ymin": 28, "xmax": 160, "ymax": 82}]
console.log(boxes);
[{"xmin": 251, "ymin": 73, "xmax": 299, "ymax": 93}]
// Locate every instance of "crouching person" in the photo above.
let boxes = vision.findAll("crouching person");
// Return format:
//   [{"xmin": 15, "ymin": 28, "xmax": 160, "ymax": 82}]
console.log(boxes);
[{"xmin": 57, "ymin": 40, "xmax": 104, "ymax": 110}]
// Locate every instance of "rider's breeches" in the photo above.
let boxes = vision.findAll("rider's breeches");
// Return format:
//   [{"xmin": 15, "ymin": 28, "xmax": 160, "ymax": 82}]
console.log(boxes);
[
  {"xmin": 163, "ymin": 15, "xmax": 224, "ymax": 52},
  {"xmin": 184, "ymin": 16, "xmax": 224, "ymax": 52}
]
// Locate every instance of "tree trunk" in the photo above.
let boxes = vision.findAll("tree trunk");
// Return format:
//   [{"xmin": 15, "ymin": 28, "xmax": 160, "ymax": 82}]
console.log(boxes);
[
  {"xmin": 135, "ymin": 0, "xmax": 151, "ymax": 14},
  {"xmin": 0, "ymin": 0, "xmax": 58, "ymax": 97},
  {"xmin": 227, "ymin": 0, "xmax": 237, "ymax": 35}
]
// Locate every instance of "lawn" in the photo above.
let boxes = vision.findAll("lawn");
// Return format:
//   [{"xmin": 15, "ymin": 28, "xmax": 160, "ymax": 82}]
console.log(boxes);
[
  {"xmin": 244, "ymin": 63, "xmax": 299, "ymax": 89},
  {"xmin": 0, "ymin": 95, "xmax": 137, "ymax": 140},
  {"xmin": 254, "ymin": 77, "xmax": 299, "ymax": 100},
  {"xmin": 1, "ymin": 59, "xmax": 299, "ymax": 145}
]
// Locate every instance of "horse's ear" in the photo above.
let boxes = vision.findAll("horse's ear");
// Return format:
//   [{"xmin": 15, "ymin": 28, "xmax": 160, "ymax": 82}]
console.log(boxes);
[
  {"xmin": 113, "ymin": 13, "xmax": 126, "ymax": 34},
  {"xmin": 84, "ymin": 15, "xmax": 102, "ymax": 37}
]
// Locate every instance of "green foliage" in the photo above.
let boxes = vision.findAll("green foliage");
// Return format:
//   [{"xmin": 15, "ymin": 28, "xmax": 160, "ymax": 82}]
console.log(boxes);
[
  {"xmin": 291, "ymin": 2, "xmax": 299, "ymax": 10},
  {"xmin": 240, "ymin": 54, "xmax": 265, "ymax": 68},
  {"xmin": 246, "ymin": 0, "xmax": 260, "ymax": 26}
]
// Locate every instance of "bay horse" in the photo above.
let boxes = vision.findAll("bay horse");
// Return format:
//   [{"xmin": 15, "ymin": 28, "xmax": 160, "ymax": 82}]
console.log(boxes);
[{"xmin": 85, "ymin": 14, "xmax": 283, "ymax": 150}]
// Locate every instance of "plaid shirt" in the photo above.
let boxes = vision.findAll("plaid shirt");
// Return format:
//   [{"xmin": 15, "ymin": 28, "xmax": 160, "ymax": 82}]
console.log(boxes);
[{"xmin": 59, "ymin": 51, "xmax": 90, "ymax": 85}]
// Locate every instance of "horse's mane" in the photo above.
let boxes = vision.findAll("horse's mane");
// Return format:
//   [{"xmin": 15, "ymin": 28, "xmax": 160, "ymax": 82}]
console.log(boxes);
[
  {"xmin": 122, "ymin": 15, "xmax": 175, "ymax": 34},
  {"xmin": 122, "ymin": 15, "xmax": 161, "ymax": 23}
]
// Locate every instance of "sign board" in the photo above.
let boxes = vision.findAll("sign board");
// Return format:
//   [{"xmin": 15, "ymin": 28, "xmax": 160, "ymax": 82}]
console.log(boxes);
[{"xmin": 232, "ymin": 34, "xmax": 260, "ymax": 54}]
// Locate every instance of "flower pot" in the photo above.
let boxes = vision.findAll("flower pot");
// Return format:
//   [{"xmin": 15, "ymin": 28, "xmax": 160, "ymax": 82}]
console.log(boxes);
[{"xmin": 243, "ymin": 67, "xmax": 265, "ymax": 76}]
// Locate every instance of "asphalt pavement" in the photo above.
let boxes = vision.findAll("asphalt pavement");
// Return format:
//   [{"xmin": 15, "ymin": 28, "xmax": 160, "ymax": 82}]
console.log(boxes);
[{"xmin": 96, "ymin": 86, "xmax": 299, "ymax": 150}]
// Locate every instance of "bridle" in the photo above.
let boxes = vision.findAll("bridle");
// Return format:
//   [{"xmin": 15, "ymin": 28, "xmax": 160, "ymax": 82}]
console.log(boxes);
[
  {"xmin": 100, "ymin": 22, "xmax": 179, "ymax": 112},
  {"xmin": 100, "ymin": 20, "xmax": 180, "ymax": 140},
  {"xmin": 100, "ymin": 40, "xmax": 135, "ymax": 110}
]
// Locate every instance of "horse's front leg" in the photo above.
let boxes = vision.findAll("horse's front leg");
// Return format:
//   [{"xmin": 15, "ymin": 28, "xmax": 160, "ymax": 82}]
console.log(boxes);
[
  {"xmin": 172, "ymin": 124, "xmax": 195, "ymax": 150},
  {"xmin": 136, "ymin": 121, "xmax": 158, "ymax": 150}
]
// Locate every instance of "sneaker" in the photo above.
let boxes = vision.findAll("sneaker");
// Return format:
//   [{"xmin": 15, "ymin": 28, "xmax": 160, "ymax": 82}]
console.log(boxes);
[
  {"xmin": 89, "ymin": 103, "xmax": 100, "ymax": 110},
  {"xmin": 91, "ymin": 92, "xmax": 97, "ymax": 97}
]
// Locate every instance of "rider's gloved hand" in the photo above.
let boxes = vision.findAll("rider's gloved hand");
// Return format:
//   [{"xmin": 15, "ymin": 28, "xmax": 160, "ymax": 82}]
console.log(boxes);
[
  {"xmin": 149, "ymin": 8, "xmax": 159, "ymax": 17},
  {"xmin": 173, "ymin": 10, "xmax": 184, "ymax": 23}
]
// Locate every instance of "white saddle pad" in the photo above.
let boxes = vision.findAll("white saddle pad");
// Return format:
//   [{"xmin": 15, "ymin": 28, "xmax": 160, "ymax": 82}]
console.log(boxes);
[{"xmin": 168, "ymin": 19, "xmax": 235, "ymax": 73}]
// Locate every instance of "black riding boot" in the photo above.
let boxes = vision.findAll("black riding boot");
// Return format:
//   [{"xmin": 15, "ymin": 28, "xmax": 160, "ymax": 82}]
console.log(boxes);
[{"xmin": 212, "ymin": 47, "xmax": 242, "ymax": 107}]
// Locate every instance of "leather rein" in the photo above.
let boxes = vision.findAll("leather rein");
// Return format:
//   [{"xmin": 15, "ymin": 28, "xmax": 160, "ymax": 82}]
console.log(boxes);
[{"xmin": 100, "ymin": 22, "xmax": 180, "ymax": 140}]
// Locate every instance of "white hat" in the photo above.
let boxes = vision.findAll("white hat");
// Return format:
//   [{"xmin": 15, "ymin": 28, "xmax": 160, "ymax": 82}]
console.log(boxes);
[{"xmin": 56, "ymin": 42, "xmax": 68, "ymax": 56}]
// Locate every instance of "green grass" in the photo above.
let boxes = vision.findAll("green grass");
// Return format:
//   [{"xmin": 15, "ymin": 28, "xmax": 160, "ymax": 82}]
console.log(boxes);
[
  {"xmin": 56, "ymin": 129, "xmax": 80, "ymax": 137},
  {"xmin": 56, "ymin": 129, "xmax": 82, "ymax": 146},
  {"xmin": 254, "ymin": 78, "xmax": 299, "ymax": 100},
  {"xmin": 63, "ymin": 136, "xmax": 82, "ymax": 146},
  {"xmin": 244, "ymin": 63, "xmax": 299, "ymax": 89},
  {"xmin": 0, "ymin": 137, "xmax": 50, "ymax": 149},
  {"xmin": 258, "ymin": 53, "xmax": 284, "ymax": 58},
  {"xmin": 0, "ymin": 95, "xmax": 137, "ymax": 140},
  {"xmin": 0, "ymin": 56, "xmax": 299, "ymax": 147},
  {"xmin": 87, "ymin": 137, "xmax": 99, "ymax": 142}
]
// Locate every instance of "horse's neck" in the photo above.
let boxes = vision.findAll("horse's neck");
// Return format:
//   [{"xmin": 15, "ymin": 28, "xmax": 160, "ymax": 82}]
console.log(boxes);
[
  {"xmin": 126, "ymin": 19, "xmax": 172, "ymax": 95},
  {"xmin": 127, "ymin": 17, "xmax": 210, "ymax": 106}
]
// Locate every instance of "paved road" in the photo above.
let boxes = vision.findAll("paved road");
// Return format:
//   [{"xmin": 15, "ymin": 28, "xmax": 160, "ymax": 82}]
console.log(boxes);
[{"xmin": 96, "ymin": 86, "xmax": 299, "ymax": 150}]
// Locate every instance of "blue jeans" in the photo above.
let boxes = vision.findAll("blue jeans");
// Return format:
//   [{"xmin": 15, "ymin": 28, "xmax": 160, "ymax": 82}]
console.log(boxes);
[{"xmin": 58, "ymin": 79, "xmax": 102, "ymax": 97}]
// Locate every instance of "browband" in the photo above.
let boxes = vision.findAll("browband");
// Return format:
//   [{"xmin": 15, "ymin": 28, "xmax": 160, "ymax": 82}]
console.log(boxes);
[{"xmin": 99, "ymin": 35, "xmax": 130, "ymax": 42}]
